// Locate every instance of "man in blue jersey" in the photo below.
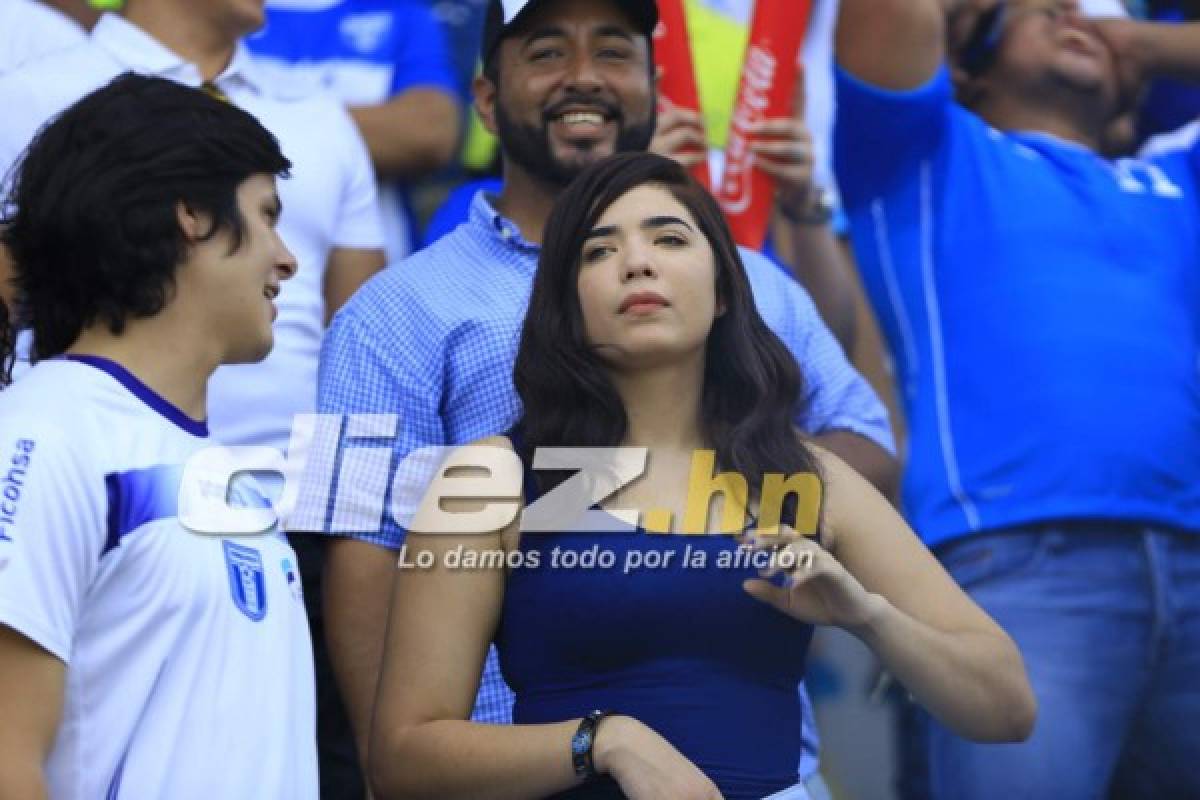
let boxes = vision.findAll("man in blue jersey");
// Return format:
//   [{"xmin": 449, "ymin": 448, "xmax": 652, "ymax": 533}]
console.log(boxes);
[
  {"xmin": 246, "ymin": 0, "xmax": 461, "ymax": 261},
  {"xmin": 0, "ymin": 74, "xmax": 313, "ymax": 798},
  {"xmin": 317, "ymin": 0, "xmax": 898, "ymax": 795},
  {"xmin": 835, "ymin": 1, "xmax": 1200, "ymax": 797}
]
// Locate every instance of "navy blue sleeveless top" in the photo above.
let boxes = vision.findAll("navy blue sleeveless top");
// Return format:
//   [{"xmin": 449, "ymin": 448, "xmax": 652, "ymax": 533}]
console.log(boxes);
[{"xmin": 495, "ymin": 439, "xmax": 815, "ymax": 800}]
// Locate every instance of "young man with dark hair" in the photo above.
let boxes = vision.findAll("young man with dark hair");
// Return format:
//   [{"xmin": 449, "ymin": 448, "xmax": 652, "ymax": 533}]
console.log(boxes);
[
  {"xmin": 0, "ymin": 5, "xmax": 387, "ymax": 794},
  {"xmin": 0, "ymin": 73, "xmax": 312, "ymax": 799}
]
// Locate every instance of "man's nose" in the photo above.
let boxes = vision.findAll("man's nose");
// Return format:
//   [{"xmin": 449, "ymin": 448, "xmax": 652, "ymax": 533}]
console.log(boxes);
[
  {"xmin": 276, "ymin": 237, "xmax": 298, "ymax": 281},
  {"xmin": 564, "ymin": 52, "xmax": 603, "ymax": 93}
]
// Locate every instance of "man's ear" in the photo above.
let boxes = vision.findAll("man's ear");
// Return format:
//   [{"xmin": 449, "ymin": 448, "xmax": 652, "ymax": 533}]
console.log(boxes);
[
  {"xmin": 473, "ymin": 73, "xmax": 499, "ymax": 136},
  {"xmin": 176, "ymin": 201, "xmax": 207, "ymax": 242}
]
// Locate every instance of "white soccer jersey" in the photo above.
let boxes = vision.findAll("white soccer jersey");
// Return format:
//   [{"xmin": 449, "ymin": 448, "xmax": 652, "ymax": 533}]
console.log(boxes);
[{"xmin": 0, "ymin": 358, "xmax": 316, "ymax": 799}]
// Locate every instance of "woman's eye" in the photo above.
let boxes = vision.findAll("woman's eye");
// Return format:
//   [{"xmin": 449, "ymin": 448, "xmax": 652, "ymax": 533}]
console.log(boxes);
[
  {"xmin": 583, "ymin": 245, "xmax": 613, "ymax": 262},
  {"xmin": 530, "ymin": 48, "xmax": 561, "ymax": 62},
  {"xmin": 656, "ymin": 234, "xmax": 687, "ymax": 247}
]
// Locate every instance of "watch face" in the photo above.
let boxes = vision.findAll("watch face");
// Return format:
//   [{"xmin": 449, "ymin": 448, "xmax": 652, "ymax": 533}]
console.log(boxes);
[{"xmin": 571, "ymin": 730, "xmax": 591, "ymax": 756}]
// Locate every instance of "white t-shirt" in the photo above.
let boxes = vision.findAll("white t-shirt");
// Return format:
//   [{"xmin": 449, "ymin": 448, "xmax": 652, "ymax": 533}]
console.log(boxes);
[
  {"xmin": 0, "ymin": 0, "xmax": 85, "ymax": 74},
  {"xmin": 0, "ymin": 358, "xmax": 316, "ymax": 798},
  {"xmin": 0, "ymin": 13, "xmax": 385, "ymax": 452}
]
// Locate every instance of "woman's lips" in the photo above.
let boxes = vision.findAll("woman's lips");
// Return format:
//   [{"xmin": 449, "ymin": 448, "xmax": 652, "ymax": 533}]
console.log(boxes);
[{"xmin": 619, "ymin": 291, "xmax": 669, "ymax": 314}]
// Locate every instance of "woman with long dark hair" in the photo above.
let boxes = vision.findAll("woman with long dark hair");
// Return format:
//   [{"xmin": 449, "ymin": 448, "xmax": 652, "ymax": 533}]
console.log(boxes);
[{"xmin": 369, "ymin": 153, "xmax": 1034, "ymax": 800}]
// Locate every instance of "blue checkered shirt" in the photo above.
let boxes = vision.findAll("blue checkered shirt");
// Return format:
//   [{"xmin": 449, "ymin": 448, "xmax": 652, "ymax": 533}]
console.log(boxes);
[{"xmin": 317, "ymin": 190, "xmax": 894, "ymax": 755}]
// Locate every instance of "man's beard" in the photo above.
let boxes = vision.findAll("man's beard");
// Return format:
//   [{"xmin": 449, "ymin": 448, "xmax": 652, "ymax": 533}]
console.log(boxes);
[{"xmin": 495, "ymin": 96, "xmax": 656, "ymax": 187}]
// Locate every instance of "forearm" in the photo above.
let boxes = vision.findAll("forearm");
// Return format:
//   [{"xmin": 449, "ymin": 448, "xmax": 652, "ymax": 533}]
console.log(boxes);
[
  {"xmin": 837, "ymin": 0, "xmax": 948, "ymax": 89},
  {"xmin": 0, "ymin": 763, "xmax": 48, "ymax": 800},
  {"xmin": 851, "ymin": 595, "xmax": 1034, "ymax": 742},
  {"xmin": 370, "ymin": 718, "xmax": 583, "ymax": 800},
  {"xmin": 323, "ymin": 248, "xmax": 386, "ymax": 322},
  {"xmin": 771, "ymin": 216, "xmax": 857, "ymax": 354},
  {"xmin": 349, "ymin": 91, "xmax": 460, "ymax": 179},
  {"xmin": 812, "ymin": 430, "xmax": 898, "ymax": 501},
  {"xmin": 323, "ymin": 538, "xmax": 397, "ymax": 764},
  {"xmin": 1132, "ymin": 22, "xmax": 1200, "ymax": 83}
]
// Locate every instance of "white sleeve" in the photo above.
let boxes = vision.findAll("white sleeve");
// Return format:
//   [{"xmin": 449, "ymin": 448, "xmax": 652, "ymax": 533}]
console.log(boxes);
[
  {"xmin": 330, "ymin": 101, "xmax": 385, "ymax": 251},
  {"xmin": 0, "ymin": 424, "xmax": 105, "ymax": 662}
]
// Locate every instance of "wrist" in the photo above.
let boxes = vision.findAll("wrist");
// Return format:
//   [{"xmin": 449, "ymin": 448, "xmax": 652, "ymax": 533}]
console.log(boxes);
[
  {"xmin": 777, "ymin": 186, "xmax": 834, "ymax": 226},
  {"xmin": 590, "ymin": 714, "xmax": 635, "ymax": 777},
  {"xmin": 846, "ymin": 592, "xmax": 892, "ymax": 639}
]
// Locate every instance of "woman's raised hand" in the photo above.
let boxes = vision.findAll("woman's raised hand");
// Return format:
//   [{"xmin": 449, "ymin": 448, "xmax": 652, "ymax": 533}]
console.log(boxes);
[{"xmin": 741, "ymin": 525, "xmax": 886, "ymax": 631}]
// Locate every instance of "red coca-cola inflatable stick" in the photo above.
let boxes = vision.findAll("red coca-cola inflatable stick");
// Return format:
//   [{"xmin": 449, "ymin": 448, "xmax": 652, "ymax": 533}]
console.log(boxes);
[
  {"xmin": 717, "ymin": 0, "xmax": 812, "ymax": 248},
  {"xmin": 652, "ymin": 0, "xmax": 711, "ymax": 188}
]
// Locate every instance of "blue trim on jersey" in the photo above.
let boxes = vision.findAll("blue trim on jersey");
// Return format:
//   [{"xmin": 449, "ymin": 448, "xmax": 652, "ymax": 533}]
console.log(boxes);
[
  {"xmin": 103, "ymin": 465, "xmax": 183, "ymax": 554},
  {"xmin": 102, "ymin": 464, "xmax": 276, "ymax": 553},
  {"xmin": 65, "ymin": 355, "xmax": 208, "ymax": 437},
  {"xmin": 105, "ymin": 747, "xmax": 128, "ymax": 799}
]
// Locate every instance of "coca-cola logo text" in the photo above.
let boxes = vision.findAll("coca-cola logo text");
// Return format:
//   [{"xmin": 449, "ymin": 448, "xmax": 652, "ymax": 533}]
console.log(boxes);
[{"xmin": 719, "ymin": 44, "xmax": 777, "ymax": 213}]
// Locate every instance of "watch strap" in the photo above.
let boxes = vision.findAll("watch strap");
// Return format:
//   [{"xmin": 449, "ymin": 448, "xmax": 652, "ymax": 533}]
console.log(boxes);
[
  {"xmin": 571, "ymin": 709, "xmax": 616, "ymax": 780},
  {"xmin": 778, "ymin": 186, "xmax": 834, "ymax": 226}
]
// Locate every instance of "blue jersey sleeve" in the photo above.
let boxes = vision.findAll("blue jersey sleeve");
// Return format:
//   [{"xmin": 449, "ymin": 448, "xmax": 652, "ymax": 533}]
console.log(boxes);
[
  {"xmin": 388, "ymin": 2, "xmax": 458, "ymax": 97},
  {"xmin": 833, "ymin": 65, "xmax": 955, "ymax": 212}
]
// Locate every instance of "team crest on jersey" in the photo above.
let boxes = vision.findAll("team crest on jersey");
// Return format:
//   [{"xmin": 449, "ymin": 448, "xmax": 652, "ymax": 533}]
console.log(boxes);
[
  {"xmin": 223, "ymin": 541, "xmax": 268, "ymax": 621},
  {"xmin": 340, "ymin": 12, "xmax": 392, "ymax": 55}
]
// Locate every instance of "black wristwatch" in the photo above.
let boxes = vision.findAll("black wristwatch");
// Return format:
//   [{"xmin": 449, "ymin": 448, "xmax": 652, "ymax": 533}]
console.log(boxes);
[
  {"xmin": 571, "ymin": 710, "xmax": 617, "ymax": 779},
  {"xmin": 777, "ymin": 185, "xmax": 835, "ymax": 226}
]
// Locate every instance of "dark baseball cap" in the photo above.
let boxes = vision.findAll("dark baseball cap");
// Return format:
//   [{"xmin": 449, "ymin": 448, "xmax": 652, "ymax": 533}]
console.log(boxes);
[{"xmin": 480, "ymin": 0, "xmax": 659, "ymax": 65}]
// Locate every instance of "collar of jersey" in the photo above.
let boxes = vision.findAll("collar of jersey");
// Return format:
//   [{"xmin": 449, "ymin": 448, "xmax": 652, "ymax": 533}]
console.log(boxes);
[
  {"xmin": 91, "ymin": 13, "xmax": 268, "ymax": 97},
  {"xmin": 62, "ymin": 354, "xmax": 210, "ymax": 438},
  {"xmin": 1010, "ymin": 129, "xmax": 1096, "ymax": 156}
]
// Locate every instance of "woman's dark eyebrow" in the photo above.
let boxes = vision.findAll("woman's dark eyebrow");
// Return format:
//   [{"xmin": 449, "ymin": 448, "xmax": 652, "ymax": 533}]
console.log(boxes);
[
  {"xmin": 585, "ymin": 216, "xmax": 694, "ymax": 241},
  {"xmin": 641, "ymin": 216, "xmax": 693, "ymax": 232},
  {"xmin": 584, "ymin": 224, "xmax": 618, "ymax": 242}
]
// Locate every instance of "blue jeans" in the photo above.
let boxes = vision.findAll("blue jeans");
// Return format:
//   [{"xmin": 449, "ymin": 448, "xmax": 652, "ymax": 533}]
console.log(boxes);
[{"xmin": 923, "ymin": 523, "xmax": 1200, "ymax": 800}]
